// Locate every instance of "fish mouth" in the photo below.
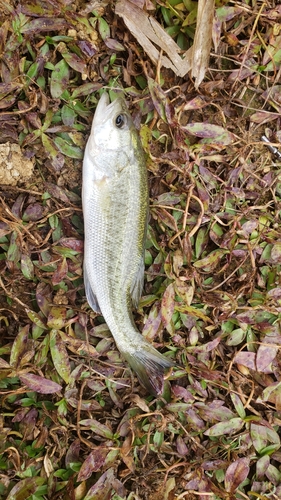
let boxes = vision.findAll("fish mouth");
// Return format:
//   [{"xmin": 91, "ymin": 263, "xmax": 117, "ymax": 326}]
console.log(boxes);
[{"xmin": 93, "ymin": 92, "xmax": 127, "ymax": 127}]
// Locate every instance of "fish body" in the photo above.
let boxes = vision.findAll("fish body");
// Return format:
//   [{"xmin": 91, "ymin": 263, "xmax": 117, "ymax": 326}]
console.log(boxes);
[{"xmin": 82, "ymin": 92, "xmax": 173, "ymax": 395}]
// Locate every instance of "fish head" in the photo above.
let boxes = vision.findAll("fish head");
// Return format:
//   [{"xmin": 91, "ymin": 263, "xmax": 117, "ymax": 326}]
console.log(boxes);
[{"xmin": 88, "ymin": 92, "xmax": 136, "ymax": 156}]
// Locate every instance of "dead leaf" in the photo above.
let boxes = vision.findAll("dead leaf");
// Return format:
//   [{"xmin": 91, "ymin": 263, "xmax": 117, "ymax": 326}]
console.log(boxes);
[
  {"xmin": 191, "ymin": 0, "xmax": 215, "ymax": 88},
  {"xmin": 116, "ymin": 0, "xmax": 191, "ymax": 77}
]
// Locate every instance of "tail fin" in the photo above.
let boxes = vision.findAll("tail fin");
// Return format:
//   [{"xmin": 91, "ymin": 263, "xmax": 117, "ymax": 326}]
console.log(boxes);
[{"xmin": 122, "ymin": 343, "xmax": 174, "ymax": 396}]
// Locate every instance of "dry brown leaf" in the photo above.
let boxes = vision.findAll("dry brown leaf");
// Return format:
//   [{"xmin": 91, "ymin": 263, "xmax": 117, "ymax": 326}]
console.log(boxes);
[
  {"xmin": 191, "ymin": 0, "xmax": 215, "ymax": 88},
  {"xmin": 116, "ymin": 0, "xmax": 191, "ymax": 77}
]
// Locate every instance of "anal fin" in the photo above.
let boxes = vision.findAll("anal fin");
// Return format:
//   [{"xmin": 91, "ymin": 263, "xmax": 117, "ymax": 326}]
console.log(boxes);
[
  {"xmin": 83, "ymin": 263, "xmax": 101, "ymax": 314},
  {"xmin": 130, "ymin": 256, "xmax": 145, "ymax": 309}
]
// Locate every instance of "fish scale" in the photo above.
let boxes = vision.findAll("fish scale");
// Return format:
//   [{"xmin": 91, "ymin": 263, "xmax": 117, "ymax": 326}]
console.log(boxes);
[{"xmin": 82, "ymin": 92, "xmax": 174, "ymax": 395}]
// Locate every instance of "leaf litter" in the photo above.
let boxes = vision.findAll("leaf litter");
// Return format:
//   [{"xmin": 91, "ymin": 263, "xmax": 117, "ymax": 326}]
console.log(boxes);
[{"xmin": 1, "ymin": 0, "xmax": 281, "ymax": 499}]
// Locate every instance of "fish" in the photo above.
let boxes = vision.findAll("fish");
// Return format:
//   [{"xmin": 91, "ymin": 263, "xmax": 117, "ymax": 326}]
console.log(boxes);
[{"xmin": 82, "ymin": 92, "xmax": 174, "ymax": 395}]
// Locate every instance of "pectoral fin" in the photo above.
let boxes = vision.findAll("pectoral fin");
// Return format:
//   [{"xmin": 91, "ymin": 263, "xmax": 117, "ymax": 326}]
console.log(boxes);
[{"xmin": 83, "ymin": 263, "xmax": 101, "ymax": 314}]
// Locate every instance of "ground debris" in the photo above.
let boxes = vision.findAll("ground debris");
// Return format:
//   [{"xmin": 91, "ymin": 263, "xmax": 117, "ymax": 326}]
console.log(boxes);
[{"xmin": 0, "ymin": 143, "xmax": 35, "ymax": 186}]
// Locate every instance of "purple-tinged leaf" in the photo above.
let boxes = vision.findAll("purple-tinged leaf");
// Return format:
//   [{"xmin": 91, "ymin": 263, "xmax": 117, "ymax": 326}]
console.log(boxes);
[
  {"xmin": 228, "ymin": 58, "xmax": 258, "ymax": 81},
  {"xmin": 65, "ymin": 439, "xmax": 80, "ymax": 467},
  {"xmin": 36, "ymin": 282, "xmax": 52, "ymax": 317},
  {"xmin": 0, "ymin": 221, "xmax": 11, "ymax": 237},
  {"xmin": 20, "ymin": 373, "xmax": 62, "ymax": 394},
  {"xmin": 250, "ymin": 423, "xmax": 268, "ymax": 453},
  {"xmin": 266, "ymin": 464, "xmax": 281, "ymax": 484},
  {"xmin": 271, "ymin": 242, "xmax": 281, "ymax": 263},
  {"xmin": 52, "ymin": 257, "xmax": 68, "ymax": 285},
  {"xmin": 204, "ymin": 418, "xmax": 244, "ymax": 437},
  {"xmin": 11, "ymin": 193, "xmax": 25, "ymax": 218},
  {"xmin": 0, "ymin": 94, "xmax": 17, "ymax": 109},
  {"xmin": 6, "ymin": 477, "xmax": 45, "ymax": 500},
  {"xmin": 267, "ymin": 287, "xmax": 281, "ymax": 300},
  {"xmin": 182, "ymin": 122, "xmax": 235, "ymax": 145},
  {"xmin": 44, "ymin": 182, "xmax": 70, "ymax": 203},
  {"xmin": 71, "ymin": 82, "xmax": 102, "ymax": 99},
  {"xmin": 76, "ymin": 40, "xmax": 97, "ymax": 59},
  {"xmin": 202, "ymin": 459, "xmax": 228, "ymax": 471},
  {"xmin": 188, "ymin": 337, "xmax": 221, "ymax": 354},
  {"xmin": 153, "ymin": 208, "xmax": 178, "ymax": 231},
  {"xmin": 22, "ymin": 203, "xmax": 44, "ymax": 222},
  {"xmin": 172, "ymin": 385, "xmax": 195, "ymax": 403},
  {"xmin": 256, "ymin": 344, "xmax": 278, "ymax": 373},
  {"xmin": 104, "ymin": 38, "xmax": 125, "ymax": 51},
  {"xmin": 182, "ymin": 96, "xmax": 207, "ymax": 111},
  {"xmin": 256, "ymin": 455, "xmax": 270, "ymax": 479},
  {"xmin": 225, "ymin": 457, "xmax": 250, "ymax": 492},
  {"xmin": 148, "ymin": 77, "xmax": 169, "ymax": 123},
  {"xmin": 250, "ymin": 110, "xmax": 279, "ymax": 124},
  {"xmin": 57, "ymin": 238, "xmax": 83, "ymax": 252},
  {"xmin": 194, "ymin": 248, "xmax": 229, "ymax": 272},
  {"xmin": 257, "ymin": 381, "xmax": 281, "ymax": 410},
  {"xmin": 186, "ymin": 408, "xmax": 205, "ymax": 430},
  {"xmin": 22, "ymin": 2, "xmax": 61, "ymax": 17},
  {"xmin": 61, "ymin": 51, "xmax": 87, "ymax": 74},
  {"xmin": 216, "ymin": 6, "xmax": 243, "ymax": 22},
  {"xmin": 176, "ymin": 435, "xmax": 188, "ymax": 456},
  {"xmin": 233, "ymin": 351, "xmax": 256, "ymax": 370},
  {"xmin": 161, "ymin": 283, "xmax": 175, "ymax": 328},
  {"xmin": 77, "ymin": 448, "xmax": 108, "ymax": 482},
  {"xmin": 83, "ymin": 468, "xmax": 115, "ymax": 500},
  {"xmin": 21, "ymin": 18, "xmax": 67, "ymax": 34},
  {"xmin": 194, "ymin": 180, "xmax": 210, "ymax": 211},
  {"xmin": 142, "ymin": 303, "xmax": 162, "ymax": 341}
]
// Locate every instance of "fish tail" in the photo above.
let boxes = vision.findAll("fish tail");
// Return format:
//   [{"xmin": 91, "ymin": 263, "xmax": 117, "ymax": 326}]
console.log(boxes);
[{"xmin": 121, "ymin": 342, "xmax": 174, "ymax": 396}]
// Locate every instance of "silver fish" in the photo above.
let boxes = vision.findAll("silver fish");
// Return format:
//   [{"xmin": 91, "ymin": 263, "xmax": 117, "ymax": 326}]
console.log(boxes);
[{"xmin": 82, "ymin": 92, "xmax": 173, "ymax": 395}]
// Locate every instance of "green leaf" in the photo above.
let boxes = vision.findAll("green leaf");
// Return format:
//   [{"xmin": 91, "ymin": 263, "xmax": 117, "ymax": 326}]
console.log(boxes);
[
  {"xmin": 226, "ymin": 328, "xmax": 246, "ymax": 346},
  {"xmin": 10, "ymin": 324, "xmax": 30, "ymax": 368},
  {"xmin": 6, "ymin": 477, "xmax": 45, "ymax": 500},
  {"xmin": 230, "ymin": 393, "xmax": 246, "ymax": 419},
  {"xmin": 61, "ymin": 104, "xmax": 76, "ymax": 126},
  {"xmin": 79, "ymin": 419, "xmax": 114, "ymax": 439},
  {"xmin": 41, "ymin": 133, "xmax": 59, "ymax": 160},
  {"xmin": 98, "ymin": 17, "xmax": 110, "ymax": 40},
  {"xmin": 50, "ymin": 330, "xmax": 71, "ymax": 383},
  {"xmin": 50, "ymin": 59, "xmax": 70, "ymax": 98},
  {"xmin": 7, "ymin": 231, "xmax": 21, "ymax": 263},
  {"xmin": 26, "ymin": 310, "xmax": 48, "ymax": 330},
  {"xmin": 21, "ymin": 253, "xmax": 34, "ymax": 280},
  {"xmin": 47, "ymin": 306, "xmax": 67, "ymax": 330},
  {"xmin": 54, "ymin": 136, "xmax": 83, "ymax": 159}
]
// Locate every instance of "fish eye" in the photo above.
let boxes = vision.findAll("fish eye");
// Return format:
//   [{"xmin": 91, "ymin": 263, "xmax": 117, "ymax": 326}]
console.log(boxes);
[{"xmin": 115, "ymin": 114, "xmax": 127, "ymax": 129}]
